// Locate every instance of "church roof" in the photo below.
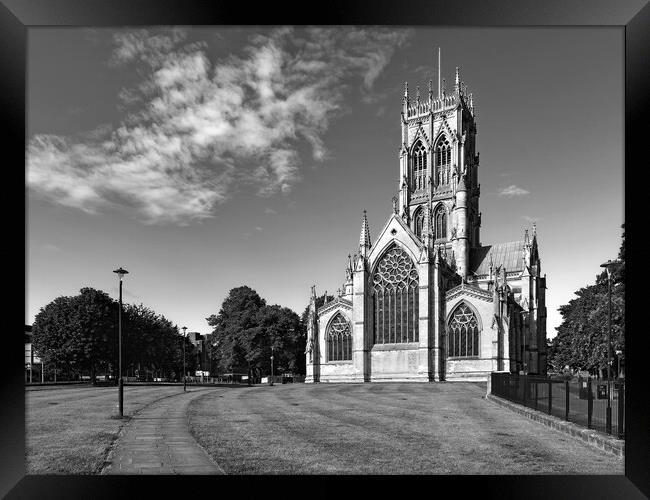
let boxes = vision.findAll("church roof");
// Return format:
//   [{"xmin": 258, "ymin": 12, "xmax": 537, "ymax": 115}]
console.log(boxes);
[{"xmin": 469, "ymin": 241, "xmax": 525, "ymax": 277}]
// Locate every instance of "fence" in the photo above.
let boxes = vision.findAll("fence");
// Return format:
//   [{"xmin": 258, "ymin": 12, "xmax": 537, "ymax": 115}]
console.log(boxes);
[
  {"xmin": 266, "ymin": 374, "xmax": 306, "ymax": 384},
  {"xmin": 491, "ymin": 373, "xmax": 624, "ymax": 439}
]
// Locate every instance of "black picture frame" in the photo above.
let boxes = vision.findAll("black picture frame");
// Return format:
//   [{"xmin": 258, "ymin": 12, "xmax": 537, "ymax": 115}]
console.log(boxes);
[{"xmin": 2, "ymin": 0, "xmax": 648, "ymax": 498}]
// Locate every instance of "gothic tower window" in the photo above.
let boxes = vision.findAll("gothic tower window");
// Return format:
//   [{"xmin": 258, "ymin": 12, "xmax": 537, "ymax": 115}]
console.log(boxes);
[
  {"xmin": 434, "ymin": 204, "xmax": 447, "ymax": 240},
  {"xmin": 448, "ymin": 303, "xmax": 480, "ymax": 357},
  {"xmin": 413, "ymin": 207, "xmax": 425, "ymax": 238},
  {"xmin": 326, "ymin": 313, "xmax": 352, "ymax": 362},
  {"xmin": 372, "ymin": 245, "xmax": 419, "ymax": 344},
  {"xmin": 411, "ymin": 141, "xmax": 427, "ymax": 191},
  {"xmin": 435, "ymin": 136, "xmax": 451, "ymax": 185}
]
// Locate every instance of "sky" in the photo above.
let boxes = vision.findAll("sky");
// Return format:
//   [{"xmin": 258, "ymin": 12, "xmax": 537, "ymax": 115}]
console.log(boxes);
[{"xmin": 26, "ymin": 27, "xmax": 624, "ymax": 337}]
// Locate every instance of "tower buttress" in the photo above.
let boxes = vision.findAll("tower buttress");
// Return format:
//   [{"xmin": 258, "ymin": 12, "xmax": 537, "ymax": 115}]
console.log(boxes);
[{"xmin": 454, "ymin": 173, "xmax": 469, "ymax": 278}]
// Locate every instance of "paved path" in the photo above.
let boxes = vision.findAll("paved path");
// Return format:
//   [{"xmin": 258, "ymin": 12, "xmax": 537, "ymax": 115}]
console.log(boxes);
[{"xmin": 102, "ymin": 389, "xmax": 224, "ymax": 475}]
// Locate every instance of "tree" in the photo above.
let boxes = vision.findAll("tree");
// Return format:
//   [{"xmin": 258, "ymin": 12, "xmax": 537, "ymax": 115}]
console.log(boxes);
[
  {"xmin": 207, "ymin": 286, "xmax": 267, "ymax": 374},
  {"xmin": 206, "ymin": 286, "xmax": 305, "ymax": 378},
  {"xmin": 32, "ymin": 288, "xmax": 117, "ymax": 382},
  {"xmin": 122, "ymin": 304, "xmax": 184, "ymax": 380},
  {"xmin": 257, "ymin": 305, "xmax": 302, "ymax": 374},
  {"xmin": 549, "ymin": 226, "xmax": 625, "ymax": 377}
]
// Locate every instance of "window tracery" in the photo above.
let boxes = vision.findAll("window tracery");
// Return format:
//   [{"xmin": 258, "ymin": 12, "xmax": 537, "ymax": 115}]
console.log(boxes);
[
  {"xmin": 411, "ymin": 141, "xmax": 427, "ymax": 191},
  {"xmin": 434, "ymin": 204, "xmax": 447, "ymax": 240},
  {"xmin": 414, "ymin": 208, "xmax": 424, "ymax": 238},
  {"xmin": 448, "ymin": 303, "xmax": 480, "ymax": 357},
  {"xmin": 326, "ymin": 313, "xmax": 352, "ymax": 361},
  {"xmin": 435, "ymin": 136, "xmax": 452, "ymax": 185},
  {"xmin": 372, "ymin": 245, "xmax": 419, "ymax": 344}
]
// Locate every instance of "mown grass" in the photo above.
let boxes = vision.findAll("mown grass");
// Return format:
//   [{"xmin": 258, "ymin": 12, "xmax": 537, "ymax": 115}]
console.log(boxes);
[
  {"xmin": 188, "ymin": 382, "xmax": 624, "ymax": 475},
  {"xmin": 26, "ymin": 385, "xmax": 183, "ymax": 474}
]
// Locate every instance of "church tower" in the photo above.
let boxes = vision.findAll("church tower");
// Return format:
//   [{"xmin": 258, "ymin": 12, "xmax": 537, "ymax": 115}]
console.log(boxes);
[
  {"xmin": 306, "ymin": 49, "xmax": 546, "ymax": 383},
  {"xmin": 397, "ymin": 49, "xmax": 480, "ymax": 279}
]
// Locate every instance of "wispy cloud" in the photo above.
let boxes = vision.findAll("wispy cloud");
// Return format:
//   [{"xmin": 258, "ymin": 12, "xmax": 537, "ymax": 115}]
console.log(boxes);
[
  {"xmin": 264, "ymin": 208, "xmax": 277, "ymax": 215},
  {"xmin": 498, "ymin": 185, "xmax": 530, "ymax": 197},
  {"xmin": 27, "ymin": 27, "xmax": 411, "ymax": 225},
  {"xmin": 520, "ymin": 215, "xmax": 541, "ymax": 223}
]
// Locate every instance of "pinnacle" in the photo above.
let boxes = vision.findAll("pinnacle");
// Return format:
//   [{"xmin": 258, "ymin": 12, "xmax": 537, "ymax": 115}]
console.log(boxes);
[{"xmin": 359, "ymin": 210, "xmax": 371, "ymax": 250}]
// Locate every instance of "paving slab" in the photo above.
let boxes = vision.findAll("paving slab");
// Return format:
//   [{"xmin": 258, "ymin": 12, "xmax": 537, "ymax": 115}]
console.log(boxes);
[{"xmin": 102, "ymin": 389, "xmax": 224, "ymax": 475}]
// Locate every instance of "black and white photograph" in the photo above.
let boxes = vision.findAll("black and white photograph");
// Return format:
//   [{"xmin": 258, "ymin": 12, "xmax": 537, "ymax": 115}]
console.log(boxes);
[{"xmin": 5, "ymin": 2, "xmax": 648, "ymax": 495}]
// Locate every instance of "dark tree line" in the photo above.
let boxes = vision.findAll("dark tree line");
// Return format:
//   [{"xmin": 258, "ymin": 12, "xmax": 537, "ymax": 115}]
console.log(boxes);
[
  {"xmin": 33, "ymin": 284, "xmax": 316, "ymax": 383},
  {"xmin": 548, "ymin": 225, "xmax": 625, "ymax": 377},
  {"xmin": 32, "ymin": 287, "xmax": 196, "ymax": 382}
]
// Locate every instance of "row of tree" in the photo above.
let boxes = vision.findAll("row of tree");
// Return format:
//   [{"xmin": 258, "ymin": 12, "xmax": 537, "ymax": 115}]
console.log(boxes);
[
  {"xmin": 548, "ymin": 225, "xmax": 625, "ymax": 377},
  {"xmin": 32, "ymin": 287, "xmax": 201, "ymax": 382},
  {"xmin": 31, "ymin": 285, "xmax": 314, "ymax": 383}
]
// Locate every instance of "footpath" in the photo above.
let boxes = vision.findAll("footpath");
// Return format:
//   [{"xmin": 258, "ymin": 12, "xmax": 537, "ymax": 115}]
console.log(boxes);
[{"xmin": 102, "ymin": 389, "xmax": 224, "ymax": 474}]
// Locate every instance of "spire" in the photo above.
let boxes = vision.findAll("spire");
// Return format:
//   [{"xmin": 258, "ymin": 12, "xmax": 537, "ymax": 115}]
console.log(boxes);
[
  {"xmin": 310, "ymin": 284, "xmax": 317, "ymax": 303},
  {"xmin": 524, "ymin": 228, "xmax": 530, "ymax": 247},
  {"xmin": 402, "ymin": 81, "xmax": 409, "ymax": 114},
  {"xmin": 532, "ymin": 221, "xmax": 537, "ymax": 239},
  {"xmin": 469, "ymin": 93, "xmax": 474, "ymax": 113},
  {"xmin": 416, "ymin": 85, "xmax": 420, "ymax": 103},
  {"xmin": 359, "ymin": 210, "xmax": 371, "ymax": 255},
  {"xmin": 428, "ymin": 79, "xmax": 433, "ymax": 101},
  {"xmin": 454, "ymin": 67, "xmax": 460, "ymax": 94},
  {"xmin": 441, "ymin": 78, "xmax": 446, "ymax": 96},
  {"xmin": 345, "ymin": 254, "xmax": 353, "ymax": 281},
  {"xmin": 392, "ymin": 195, "xmax": 399, "ymax": 214}
]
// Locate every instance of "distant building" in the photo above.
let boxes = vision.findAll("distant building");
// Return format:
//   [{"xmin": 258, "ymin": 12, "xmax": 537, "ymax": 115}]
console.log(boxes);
[
  {"xmin": 187, "ymin": 332, "xmax": 210, "ymax": 375},
  {"xmin": 305, "ymin": 59, "xmax": 547, "ymax": 383}
]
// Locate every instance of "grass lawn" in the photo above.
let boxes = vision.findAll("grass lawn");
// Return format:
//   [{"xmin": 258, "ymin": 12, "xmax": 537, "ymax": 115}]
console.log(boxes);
[
  {"xmin": 26, "ymin": 385, "xmax": 185, "ymax": 474},
  {"xmin": 188, "ymin": 382, "xmax": 624, "ymax": 474}
]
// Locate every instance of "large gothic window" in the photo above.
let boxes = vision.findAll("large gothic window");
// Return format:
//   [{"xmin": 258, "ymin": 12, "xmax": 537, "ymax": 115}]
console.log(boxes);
[
  {"xmin": 448, "ymin": 303, "xmax": 480, "ymax": 357},
  {"xmin": 327, "ymin": 313, "xmax": 352, "ymax": 362},
  {"xmin": 413, "ymin": 208, "xmax": 425, "ymax": 238},
  {"xmin": 435, "ymin": 136, "xmax": 452, "ymax": 185},
  {"xmin": 434, "ymin": 204, "xmax": 447, "ymax": 240},
  {"xmin": 411, "ymin": 141, "xmax": 427, "ymax": 191},
  {"xmin": 372, "ymin": 245, "xmax": 419, "ymax": 344}
]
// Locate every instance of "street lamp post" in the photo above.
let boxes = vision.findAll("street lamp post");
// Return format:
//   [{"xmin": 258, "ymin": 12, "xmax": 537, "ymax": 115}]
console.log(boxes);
[
  {"xmin": 600, "ymin": 259, "xmax": 620, "ymax": 434},
  {"xmin": 270, "ymin": 346, "xmax": 274, "ymax": 386},
  {"xmin": 182, "ymin": 326, "xmax": 187, "ymax": 392},
  {"xmin": 113, "ymin": 267, "xmax": 129, "ymax": 418}
]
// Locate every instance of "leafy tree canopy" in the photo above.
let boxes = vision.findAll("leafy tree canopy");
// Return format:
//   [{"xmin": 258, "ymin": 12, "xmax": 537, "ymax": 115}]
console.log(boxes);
[{"xmin": 549, "ymin": 225, "xmax": 625, "ymax": 376}]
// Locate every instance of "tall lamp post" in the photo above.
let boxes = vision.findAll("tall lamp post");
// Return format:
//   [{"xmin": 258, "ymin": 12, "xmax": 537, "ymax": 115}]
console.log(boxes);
[
  {"xmin": 182, "ymin": 326, "xmax": 187, "ymax": 392},
  {"xmin": 113, "ymin": 267, "xmax": 129, "ymax": 418},
  {"xmin": 270, "ymin": 346, "xmax": 275, "ymax": 386},
  {"xmin": 600, "ymin": 259, "xmax": 620, "ymax": 434}
]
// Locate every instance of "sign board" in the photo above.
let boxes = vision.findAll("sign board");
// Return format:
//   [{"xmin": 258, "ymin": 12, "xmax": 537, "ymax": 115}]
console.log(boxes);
[{"xmin": 195, "ymin": 370, "xmax": 209, "ymax": 376}]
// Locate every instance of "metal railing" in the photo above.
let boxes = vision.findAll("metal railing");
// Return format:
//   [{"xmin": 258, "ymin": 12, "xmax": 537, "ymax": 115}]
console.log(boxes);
[{"xmin": 491, "ymin": 373, "xmax": 624, "ymax": 439}]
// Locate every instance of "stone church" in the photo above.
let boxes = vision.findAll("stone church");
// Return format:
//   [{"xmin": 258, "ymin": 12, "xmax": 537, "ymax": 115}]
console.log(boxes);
[{"xmin": 305, "ymin": 60, "xmax": 547, "ymax": 382}]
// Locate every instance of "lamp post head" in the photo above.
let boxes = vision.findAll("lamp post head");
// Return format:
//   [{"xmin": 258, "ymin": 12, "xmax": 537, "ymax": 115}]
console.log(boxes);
[
  {"xmin": 113, "ymin": 267, "xmax": 129, "ymax": 280},
  {"xmin": 600, "ymin": 259, "xmax": 621, "ymax": 277}
]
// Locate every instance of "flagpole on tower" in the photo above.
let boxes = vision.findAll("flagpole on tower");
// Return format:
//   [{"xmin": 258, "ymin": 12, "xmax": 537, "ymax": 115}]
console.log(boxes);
[{"xmin": 437, "ymin": 47, "xmax": 441, "ymax": 98}]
